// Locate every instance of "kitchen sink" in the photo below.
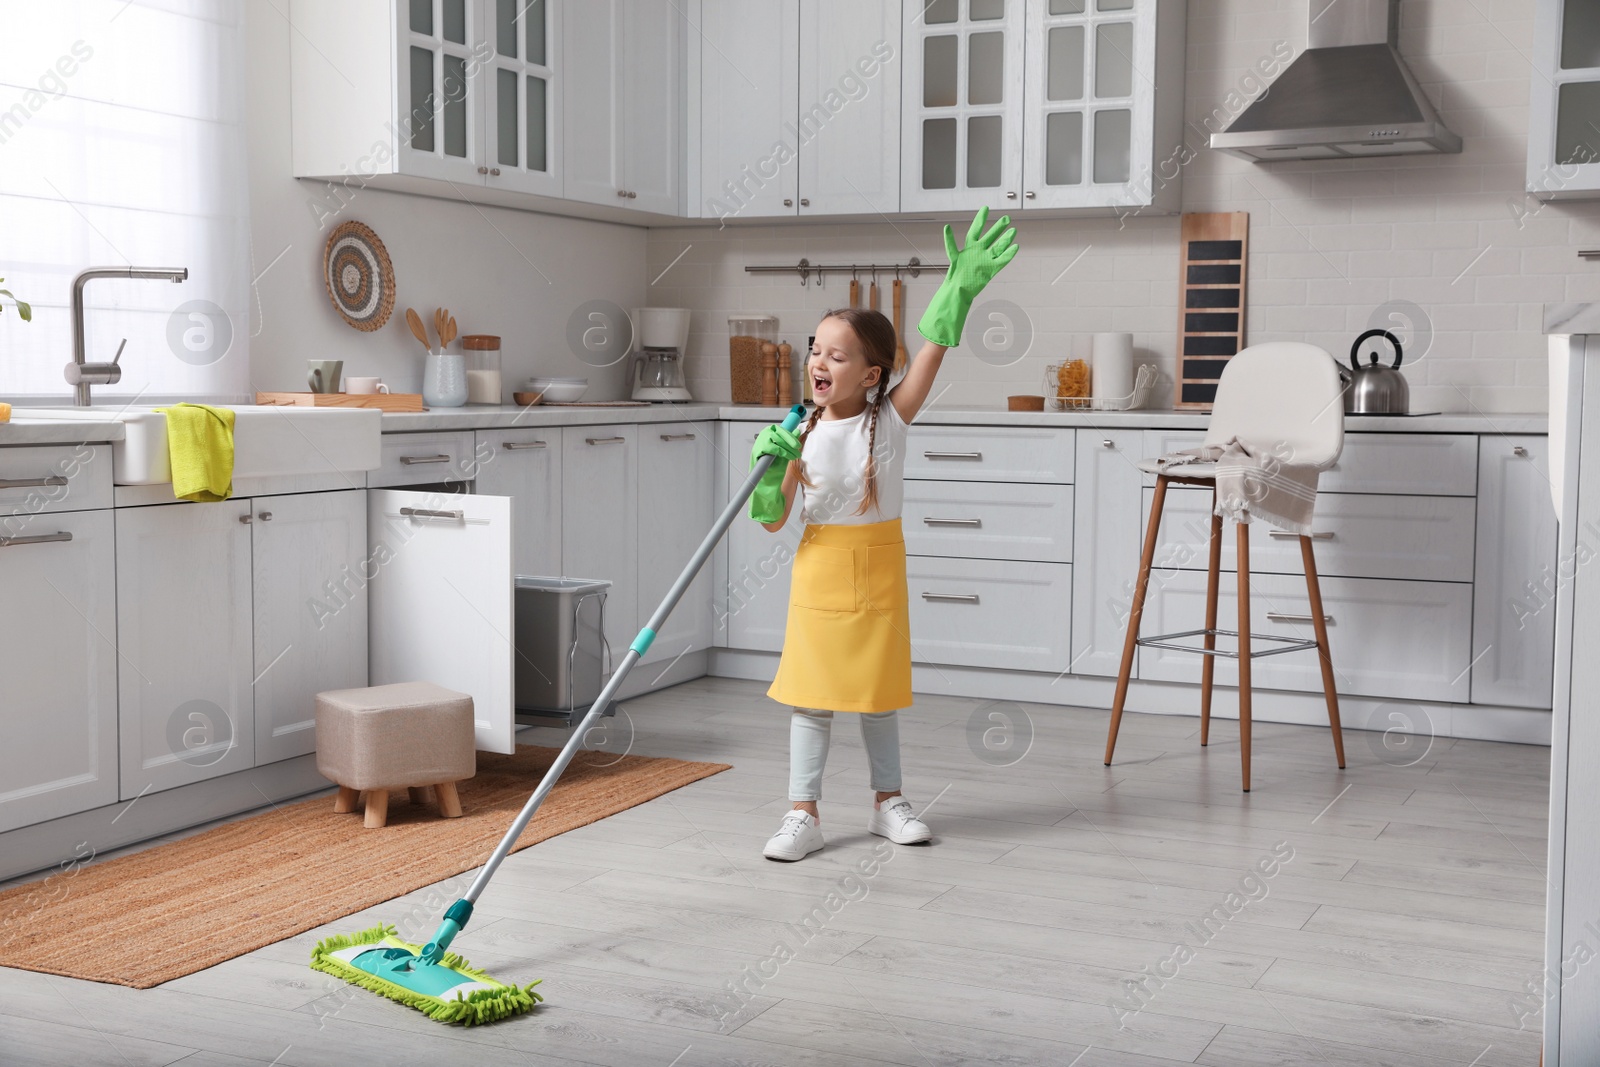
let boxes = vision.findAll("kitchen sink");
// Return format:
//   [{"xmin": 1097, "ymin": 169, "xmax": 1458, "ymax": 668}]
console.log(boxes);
[{"xmin": 12, "ymin": 405, "xmax": 382, "ymax": 485}]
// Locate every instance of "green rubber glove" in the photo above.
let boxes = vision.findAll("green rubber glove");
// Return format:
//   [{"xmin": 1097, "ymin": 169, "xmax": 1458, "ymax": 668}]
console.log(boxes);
[
  {"xmin": 918, "ymin": 206, "xmax": 1020, "ymax": 347},
  {"xmin": 749, "ymin": 424, "xmax": 802, "ymax": 523}
]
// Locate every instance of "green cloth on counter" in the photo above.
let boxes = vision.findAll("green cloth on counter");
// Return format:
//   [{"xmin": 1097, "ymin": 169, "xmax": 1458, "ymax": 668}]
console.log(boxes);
[{"xmin": 157, "ymin": 403, "xmax": 235, "ymax": 502}]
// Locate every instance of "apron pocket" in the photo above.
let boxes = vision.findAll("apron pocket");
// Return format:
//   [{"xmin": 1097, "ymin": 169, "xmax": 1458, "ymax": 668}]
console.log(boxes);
[
  {"xmin": 792, "ymin": 543, "xmax": 859, "ymax": 612},
  {"xmin": 864, "ymin": 542, "xmax": 908, "ymax": 614}
]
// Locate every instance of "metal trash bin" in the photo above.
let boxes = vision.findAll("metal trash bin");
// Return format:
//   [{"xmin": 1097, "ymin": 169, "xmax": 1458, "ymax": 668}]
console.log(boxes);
[{"xmin": 513, "ymin": 576, "xmax": 613, "ymax": 727}]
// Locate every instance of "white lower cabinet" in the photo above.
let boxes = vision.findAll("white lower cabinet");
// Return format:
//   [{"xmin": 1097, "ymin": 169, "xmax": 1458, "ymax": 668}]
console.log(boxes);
[
  {"xmin": 722, "ymin": 423, "xmax": 797, "ymax": 653},
  {"xmin": 475, "ymin": 428, "xmax": 563, "ymax": 577},
  {"xmin": 0, "ymin": 510, "xmax": 119, "ymax": 832},
  {"xmin": 561, "ymin": 425, "xmax": 638, "ymax": 668},
  {"xmin": 1472, "ymin": 435, "xmax": 1560, "ymax": 708},
  {"xmin": 1071, "ymin": 429, "xmax": 1145, "ymax": 678},
  {"xmin": 637, "ymin": 423, "xmax": 714, "ymax": 667},
  {"xmin": 116, "ymin": 501, "xmax": 255, "ymax": 797},
  {"xmin": 1138, "ymin": 570, "xmax": 1473, "ymax": 703},
  {"xmin": 368, "ymin": 489, "xmax": 516, "ymax": 754},
  {"xmin": 252, "ymin": 491, "xmax": 369, "ymax": 765},
  {"xmin": 907, "ymin": 556, "xmax": 1072, "ymax": 673},
  {"xmin": 902, "ymin": 479, "xmax": 1073, "ymax": 562}
]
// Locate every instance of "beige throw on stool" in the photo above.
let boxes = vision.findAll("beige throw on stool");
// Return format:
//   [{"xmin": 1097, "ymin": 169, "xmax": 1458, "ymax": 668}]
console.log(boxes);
[{"xmin": 1155, "ymin": 436, "xmax": 1321, "ymax": 535}]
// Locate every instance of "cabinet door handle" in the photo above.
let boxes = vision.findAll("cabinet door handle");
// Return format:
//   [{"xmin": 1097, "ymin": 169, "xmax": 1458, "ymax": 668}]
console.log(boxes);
[
  {"xmin": 1513, "ymin": 445, "xmax": 1529, "ymax": 457},
  {"xmin": 258, "ymin": 511, "xmax": 273, "ymax": 522},
  {"xmin": 617, "ymin": 189, "xmax": 629, "ymax": 198},
  {"xmin": 783, "ymin": 198, "xmax": 793, "ymax": 207},
  {"xmin": 502, "ymin": 441, "xmax": 547, "ymax": 450},
  {"xmin": 490, "ymin": 167, "xmax": 501, "ymax": 176},
  {"xmin": 1101, "ymin": 439, "xmax": 1114, "ymax": 449},
  {"xmin": 1025, "ymin": 191, "xmax": 1036, "ymax": 199},
  {"xmin": 1267, "ymin": 529, "xmax": 1334, "ymax": 540},
  {"xmin": 1266, "ymin": 611, "xmax": 1333, "ymax": 624},
  {"xmin": 800, "ymin": 197, "xmax": 810, "ymax": 206},
  {"xmin": 477, "ymin": 166, "xmax": 489, "ymax": 175},
  {"xmin": 399, "ymin": 454, "xmax": 452, "ymax": 465},
  {"xmin": 400, "ymin": 507, "xmax": 465, "ymax": 521},
  {"xmin": 1005, "ymin": 191, "xmax": 1017, "ymax": 199},
  {"xmin": 0, "ymin": 475, "xmax": 68, "ymax": 489},
  {"xmin": 660, "ymin": 432, "xmax": 696, "ymax": 441},
  {"xmin": 239, "ymin": 514, "xmax": 252, "ymax": 524},
  {"xmin": 0, "ymin": 530, "xmax": 72, "ymax": 547},
  {"xmin": 923, "ymin": 450, "xmax": 983, "ymax": 461},
  {"xmin": 923, "ymin": 517, "xmax": 982, "ymax": 527},
  {"xmin": 586, "ymin": 436, "xmax": 626, "ymax": 445},
  {"xmin": 921, "ymin": 592, "xmax": 980, "ymax": 603}
]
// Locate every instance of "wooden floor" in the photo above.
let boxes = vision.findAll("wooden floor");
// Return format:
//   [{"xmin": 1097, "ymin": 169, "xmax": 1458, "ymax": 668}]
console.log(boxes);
[{"xmin": 0, "ymin": 676, "xmax": 1550, "ymax": 1066}]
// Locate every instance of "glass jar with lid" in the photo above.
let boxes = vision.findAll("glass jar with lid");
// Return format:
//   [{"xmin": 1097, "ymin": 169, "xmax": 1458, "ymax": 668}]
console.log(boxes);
[
  {"xmin": 727, "ymin": 315, "xmax": 777, "ymax": 404},
  {"xmin": 462, "ymin": 334, "xmax": 502, "ymax": 404}
]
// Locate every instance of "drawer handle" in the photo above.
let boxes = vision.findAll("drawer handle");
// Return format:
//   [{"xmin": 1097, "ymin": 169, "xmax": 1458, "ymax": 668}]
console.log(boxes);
[
  {"xmin": 1267, "ymin": 530, "xmax": 1334, "ymax": 540},
  {"xmin": 399, "ymin": 454, "xmax": 452, "ymax": 465},
  {"xmin": 1513, "ymin": 446, "xmax": 1529, "ymax": 457},
  {"xmin": 258, "ymin": 511, "xmax": 273, "ymax": 522},
  {"xmin": 0, "ymin": 475, "xmax": 68, "ymax": 490},
  {"xmin": 660, "ymin": 433, "xmax": 697, "ymax": 441},
  {"xmin": 1266, "ymin": 611, "xmax": 1333, "ymax": 624},
  {"xmin": 921, "ymin": 592, "xmax": 980, "ymax": 603},
  {"xmin": 0, "ymin": 530, "xmax": 72, "ymax": 547},
  {"xmin": 1101, "ymin": 439, "xmax": 1114, "ymax": 449},
  {"xmin": 924, "ymin": 451, "xmax": 983, "ymax": 461},
  {"xmin": 923, "ymin": 517, "xmax": 982, "ymax": 527},
  {"xmin": 400, "ymin": 507, "xmax": 465, "ymax": 521},
  {"xmin": 501, "ymin": 441, "xmax": 547, "ymax": 450},
  {"xmin": 587, "ymin": 436, "xmax": 627, "ymax": 445}
]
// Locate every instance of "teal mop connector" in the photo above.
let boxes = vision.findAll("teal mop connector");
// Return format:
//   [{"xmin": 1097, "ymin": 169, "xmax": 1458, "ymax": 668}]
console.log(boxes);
[
  {"xmin": 420, "ymin": 899, "xmax": 474, "ymax": 965},
  {"xmin": 782, "ymin": 404, "xmax": 806, "ymax": 432},
  {"xmin": 629, "ymin": 628, "xmax": 656, "ymax": 656}
]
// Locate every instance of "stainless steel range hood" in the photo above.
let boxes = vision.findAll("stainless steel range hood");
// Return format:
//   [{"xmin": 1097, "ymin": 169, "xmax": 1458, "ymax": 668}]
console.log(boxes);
[{"xmin": 1210, "ymin": 0, "xmax": 1461, "ymax": 161}]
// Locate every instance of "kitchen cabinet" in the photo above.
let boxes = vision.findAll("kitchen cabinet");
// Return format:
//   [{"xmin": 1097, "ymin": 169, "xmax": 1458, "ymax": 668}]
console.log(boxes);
[
  {"xmin": 252, "ymin": 491, "xmax": 370, "ymax": 765},
  {"xmin": 563, "ymin": 0, "xmax": 683, "ymax": 213},
  {"xmin": 908, "ymin": 555, "xmax": 1073, "ymax": 672},
  {"xmin": 291, "ymin": 0, "xmax": 561, "ymax": 196},
  {"xmin": 901, "ymin": 0, "xmax": 1185, "ymax": 214},
  {"xmin": 1472, "ymin": 435, "xmax": 1559, "ymax": 708},
  {"xmin": 722, "ymin": 421, "xmax": 797, "ymax": 652},
  {"xmin": 0, "ymin": 510, "xmax": 119, "ymax": 833},
  {"xmin": 796, "ymin": 1, "xmax": 903, "ymax": 216},
  {"xmin": 116, "ymin": 502, "xmax": 256, "ymax": 797},
  {"xmin": 1070, "ymin": 428, "xmax": 1144, "ymax": 678},
  {"xmin": 475, "ymin": 428, "xmax": 563, "ymax": 576},
  {"xmin": 1528, "ymin": 0, "xmax": 1600, "ymax": 199},
  {"xmin": 561, "ymin": 425, "xmax": 638, "ymax": 669},
  {"xmin": 637, "ymin": 423, "xmax": 716, "ymax": 668},
  {"xmin": 696, "ymin": 0, "xmax": 801, "ymax": 220},
  {"xmin": 368, "ymin": 489, "xmax": 517, "ymax": 752}
]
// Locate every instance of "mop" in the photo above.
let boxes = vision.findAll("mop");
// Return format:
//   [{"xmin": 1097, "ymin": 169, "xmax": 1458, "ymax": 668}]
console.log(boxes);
[{"xmin": 311, "ymin": 404, "xmax": 809, "ymax": 1025}]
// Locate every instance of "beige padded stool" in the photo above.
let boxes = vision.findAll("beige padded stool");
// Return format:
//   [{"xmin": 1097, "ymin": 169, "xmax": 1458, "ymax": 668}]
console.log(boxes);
[{"xmin": 315, "ymin": 681, "xmax": 476, "ymax": 828}]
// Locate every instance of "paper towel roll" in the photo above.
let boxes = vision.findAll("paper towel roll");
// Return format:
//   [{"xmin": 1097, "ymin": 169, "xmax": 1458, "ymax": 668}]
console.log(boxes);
[{"xmin": 1092, "ymin": 333, "xmax": 1134, "ymax": 401}]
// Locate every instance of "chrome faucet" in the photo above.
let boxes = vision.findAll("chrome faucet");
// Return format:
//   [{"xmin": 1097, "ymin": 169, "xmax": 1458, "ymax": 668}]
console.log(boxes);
[{"xmin": 67, "ymin": 266, "xmax": 188, "ymax": 406}]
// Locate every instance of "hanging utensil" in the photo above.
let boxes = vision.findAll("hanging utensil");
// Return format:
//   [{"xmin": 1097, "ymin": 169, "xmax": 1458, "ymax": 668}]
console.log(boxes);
[
  {"xmin": 848, "ymin": 266, "xmax": 860, "ymax": 310},
  {"xmin": 892, "ymin": 274, "xmax": 907, "ymax": 372},
  {"xmin": 869, "ymin": 267, "xmax": 880, "ymax": 312},
  {"xmin": 405, "ymin": 308, "xmax": 431, "ymax": 353}
]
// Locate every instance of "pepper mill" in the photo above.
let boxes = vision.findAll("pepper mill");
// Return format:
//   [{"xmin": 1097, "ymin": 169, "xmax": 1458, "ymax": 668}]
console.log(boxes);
[
  {"xmin": 776, "ymin": 342, "xmax": 793, "ymax": 407},
  {"xmin": 760, "ymin": 342, "xmax": 779, "ymax": 406}
]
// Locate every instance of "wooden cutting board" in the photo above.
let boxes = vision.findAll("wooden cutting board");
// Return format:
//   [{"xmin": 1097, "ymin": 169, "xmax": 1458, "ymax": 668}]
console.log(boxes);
[
  {"xmin": 1175, "ymin": 211, "xmax": 1249, "ymax": 410},
  {"xmin": 254, "ymin": 391, "xmax": 423, "ymax": 412}
]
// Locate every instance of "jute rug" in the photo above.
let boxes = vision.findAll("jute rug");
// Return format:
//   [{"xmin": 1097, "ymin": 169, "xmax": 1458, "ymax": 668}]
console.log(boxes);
[{"xmin": 0, "ymin": 745, "xmax": 728, "ymax": 988}]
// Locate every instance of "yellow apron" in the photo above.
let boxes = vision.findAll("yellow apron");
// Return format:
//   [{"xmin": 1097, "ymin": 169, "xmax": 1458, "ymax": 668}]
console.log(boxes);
[{"xmin": 768, "ymin": 518, "xmax": 913, "ymax": 713}]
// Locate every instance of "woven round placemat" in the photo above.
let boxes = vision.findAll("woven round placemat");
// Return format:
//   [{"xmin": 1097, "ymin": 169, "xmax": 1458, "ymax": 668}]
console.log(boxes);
[{"xmin": 323, "ymin": 220, "xmax": 396, "ymax": 332}]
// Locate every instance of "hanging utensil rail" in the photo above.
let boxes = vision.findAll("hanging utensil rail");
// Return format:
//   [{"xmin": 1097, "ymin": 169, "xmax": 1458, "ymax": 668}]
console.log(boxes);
[{"xmin": 744, "ymin": 257, "xmax": 947, "ymax": 287}]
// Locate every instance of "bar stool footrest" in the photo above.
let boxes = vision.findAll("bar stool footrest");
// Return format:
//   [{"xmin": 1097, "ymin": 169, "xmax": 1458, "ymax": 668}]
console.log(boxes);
[{"xmin": 1137, "ymin": 627, "xmax": 1319, "ymax": 659}]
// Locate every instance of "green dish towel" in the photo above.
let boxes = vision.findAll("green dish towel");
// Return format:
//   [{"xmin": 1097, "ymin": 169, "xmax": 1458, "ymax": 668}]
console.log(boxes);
[{"xmin": 157, "ymin": 403, "xmax": 236, "ymax": 502}]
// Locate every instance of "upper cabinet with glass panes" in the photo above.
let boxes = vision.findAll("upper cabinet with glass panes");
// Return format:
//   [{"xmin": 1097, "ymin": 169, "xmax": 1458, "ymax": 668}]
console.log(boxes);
[
  {"xmin": 1528, "ymin": 0, "xmax": 1600, "ymax": 198},
  {"xmin": 902, "ymin": 0, "xmax": 1186, "ymax": 215}
]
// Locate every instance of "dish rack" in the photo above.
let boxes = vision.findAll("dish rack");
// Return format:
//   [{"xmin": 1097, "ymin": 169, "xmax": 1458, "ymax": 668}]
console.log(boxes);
[{"xmin": 1042, "ymin": 362, "xmax": 1158, "ymax": 412}]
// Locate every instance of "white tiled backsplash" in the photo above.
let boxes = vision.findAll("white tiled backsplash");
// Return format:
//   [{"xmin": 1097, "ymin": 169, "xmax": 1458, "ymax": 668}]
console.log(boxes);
[{"xmin": 648, "ymin": 0, "xmax": 1593, "ymax": 415}]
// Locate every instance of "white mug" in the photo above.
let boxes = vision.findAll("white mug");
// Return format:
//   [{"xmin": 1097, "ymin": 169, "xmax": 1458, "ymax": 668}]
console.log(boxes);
[{"xmin": 346, "ymin": 376, "xmax": 390, "ymax": 395}]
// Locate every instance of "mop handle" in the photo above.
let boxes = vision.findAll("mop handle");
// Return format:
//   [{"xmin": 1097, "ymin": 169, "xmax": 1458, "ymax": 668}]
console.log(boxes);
[{"xmin": 420, "ymin": 405, "xmax": 807, "ymax": 964}]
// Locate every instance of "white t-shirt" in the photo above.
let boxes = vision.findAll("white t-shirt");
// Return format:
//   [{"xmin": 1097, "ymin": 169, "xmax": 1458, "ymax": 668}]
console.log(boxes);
[{"xmin": 798, "ymin": 398, "xmax": 910, "ymax": 526}]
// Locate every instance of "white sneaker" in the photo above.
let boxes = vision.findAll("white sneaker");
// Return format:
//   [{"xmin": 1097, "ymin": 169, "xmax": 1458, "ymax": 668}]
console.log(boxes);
[
  {"xmin": 869, "ymin": 794, "xmax": 932, "ymax": 845},
  {"xmin": 763, "ymin": 810, "xmax": 825, "ymax": 861}
]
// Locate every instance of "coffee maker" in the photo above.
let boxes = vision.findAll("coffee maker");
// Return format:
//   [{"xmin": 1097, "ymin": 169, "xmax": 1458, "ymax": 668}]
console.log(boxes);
[{"xmin": 631, "ymin": 307, "xmax": 693, "ymax": 403}]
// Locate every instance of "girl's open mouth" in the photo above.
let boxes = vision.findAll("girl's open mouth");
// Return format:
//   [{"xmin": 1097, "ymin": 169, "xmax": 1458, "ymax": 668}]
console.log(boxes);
[{"xmin": 813, "ymin": 376, "xmax": 832, "ymax": 395}]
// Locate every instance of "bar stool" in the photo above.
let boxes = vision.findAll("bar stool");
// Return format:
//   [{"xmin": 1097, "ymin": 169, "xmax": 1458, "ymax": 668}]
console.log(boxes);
[{"xmin": 1103, "ymin": 342, "xmax": 1347, "ymax": 792}]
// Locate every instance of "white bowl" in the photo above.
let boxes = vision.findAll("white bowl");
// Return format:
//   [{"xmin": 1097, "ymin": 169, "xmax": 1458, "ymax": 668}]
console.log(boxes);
[{"xmin": 525, "ymin": 377, "xmax": 588, "ymax": 403}]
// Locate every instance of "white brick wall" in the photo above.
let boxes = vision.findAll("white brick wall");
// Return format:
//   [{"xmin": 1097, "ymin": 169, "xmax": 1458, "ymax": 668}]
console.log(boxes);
[{"xmin": 647, "ymin": 0, "xmax": 1595, "ymax": 415}]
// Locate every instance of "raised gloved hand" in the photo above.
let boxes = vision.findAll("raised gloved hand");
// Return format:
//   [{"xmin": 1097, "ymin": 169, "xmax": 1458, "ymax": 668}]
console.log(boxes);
[
  {"xmin": 749, "ymin": 423, "xmax": 802, "ymax": 523},
  {"xmin": 918, "ymin": 206, "xmax": 1020, "ymax": 347}
]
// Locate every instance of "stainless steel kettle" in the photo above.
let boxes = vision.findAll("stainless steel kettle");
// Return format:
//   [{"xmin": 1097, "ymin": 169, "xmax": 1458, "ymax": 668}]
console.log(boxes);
[{"xmin": 1342, "ymin": 329, "xmax": 1408, "ymax": 415}]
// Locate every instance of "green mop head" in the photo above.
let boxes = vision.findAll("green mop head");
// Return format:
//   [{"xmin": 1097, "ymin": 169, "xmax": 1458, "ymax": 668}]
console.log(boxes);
[{"xmin": 310, "ymin": 924, "xmax": 541, "ymax": 1025}]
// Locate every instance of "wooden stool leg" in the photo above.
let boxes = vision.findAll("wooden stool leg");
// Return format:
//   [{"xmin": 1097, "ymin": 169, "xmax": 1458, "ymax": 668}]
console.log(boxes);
[
  {"xmin": 435, "ymin": 781, "xmax": 463, "ymax": 818},
  {"xmin": 1106, "ymin": 475, "xmax": 1171, "ymax": 765},
  {"xmin": 1237, "ymin": 522, "xmax": 1253, "ymax": 793},
  {"xmin": 333, "ymin": 785, "xmax": 359, "ymax": 814},
  {"xmin": 1200, "ymin": 502, "xmax": 1223, "ymax": 747},
  {"xmin": 364, "ymin": 789, "xmax": 389, "ymax": 828},
  {"xmin": 408, "ymin": 786, "xmax": 433, "ymax": 806},
  {"xmin": 1300, "ymin": 535, "xmax": 1346, "ymax": 769}
]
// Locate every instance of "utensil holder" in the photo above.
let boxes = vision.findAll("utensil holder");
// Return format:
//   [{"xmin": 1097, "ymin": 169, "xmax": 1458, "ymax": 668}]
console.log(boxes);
[{"xmin": 422, "ymin": 352, "xmax": 468, "ymax": 408}]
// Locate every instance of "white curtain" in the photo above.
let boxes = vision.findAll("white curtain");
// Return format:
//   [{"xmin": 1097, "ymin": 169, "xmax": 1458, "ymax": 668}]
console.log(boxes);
[{"xmin": 0, "ymin": 0, "xmax": 249, "ymax": 400}]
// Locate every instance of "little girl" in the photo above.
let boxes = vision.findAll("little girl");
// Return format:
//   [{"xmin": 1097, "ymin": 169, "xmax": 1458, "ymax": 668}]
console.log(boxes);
[{"xmin": 748, "ymin": 208, "xmax": 1018, "ymax": 861}]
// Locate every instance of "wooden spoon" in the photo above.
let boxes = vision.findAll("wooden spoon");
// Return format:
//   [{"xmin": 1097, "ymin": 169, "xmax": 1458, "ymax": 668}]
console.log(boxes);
[
  {"xmin": 444, "ymin": 314, "xmax": 457, "ymax": 348},
  {"xmin": 433, "ymin": 308, "xmax": 446, "ymax": 351},
  {"xmin": 404, "ymin": 308, "xmax": 430, "ymax": 353},
  {"xmin": 848, "ymin": 277, "xmax": 860, "ymax": 309},
  {"xmin": 869, "ymin": 278, "xmax": 880, "ymax": 312}
]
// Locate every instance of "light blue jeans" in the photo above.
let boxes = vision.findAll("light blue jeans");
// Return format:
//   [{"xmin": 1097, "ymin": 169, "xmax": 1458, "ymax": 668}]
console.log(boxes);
[{"xmin": 788, "ymin": 708, "xmax": 902, "ymax": 802}]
